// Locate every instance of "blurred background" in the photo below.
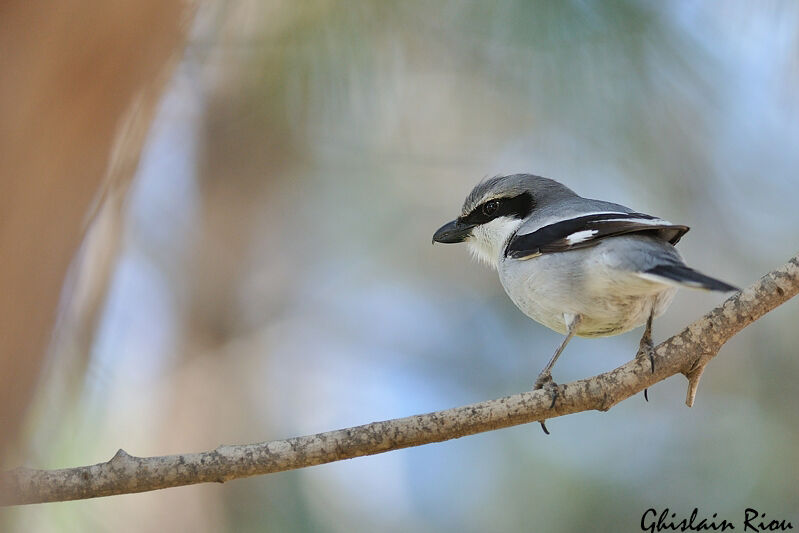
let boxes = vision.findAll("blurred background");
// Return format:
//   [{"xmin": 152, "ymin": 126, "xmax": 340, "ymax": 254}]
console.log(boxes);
[{"xmin": 2, "ymin": 0, "xmax": 799, "ymax": 531}]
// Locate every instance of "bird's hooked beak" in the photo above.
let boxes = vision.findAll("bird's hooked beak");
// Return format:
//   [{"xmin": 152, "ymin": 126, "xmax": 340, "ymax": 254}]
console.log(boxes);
[{"xmin": 432, "ymin": 219, "xmax": 476, "ymax": 244}]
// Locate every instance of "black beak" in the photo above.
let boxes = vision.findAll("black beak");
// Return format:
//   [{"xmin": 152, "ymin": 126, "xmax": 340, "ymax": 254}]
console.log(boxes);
[{"xmin": 432, "ymin": 219, "xmax": 475, "ymax": 244}]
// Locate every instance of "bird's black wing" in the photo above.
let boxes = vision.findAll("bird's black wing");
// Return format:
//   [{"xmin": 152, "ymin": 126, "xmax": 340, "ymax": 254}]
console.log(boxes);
[{"xmin": 505, "ymin": 212, "xmax": 689, "ymax": 260}]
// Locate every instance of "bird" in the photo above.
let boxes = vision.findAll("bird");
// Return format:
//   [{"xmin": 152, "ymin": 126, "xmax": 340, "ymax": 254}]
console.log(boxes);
[{"xmin": 432, "ymin": 174, "xmax": 737, "ymax": 433}]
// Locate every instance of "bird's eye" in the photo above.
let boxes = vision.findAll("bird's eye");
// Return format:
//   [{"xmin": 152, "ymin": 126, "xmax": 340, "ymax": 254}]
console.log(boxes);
[{"xmin": 482, "ymin": 200, "xmax": 500, "ymax": 217}]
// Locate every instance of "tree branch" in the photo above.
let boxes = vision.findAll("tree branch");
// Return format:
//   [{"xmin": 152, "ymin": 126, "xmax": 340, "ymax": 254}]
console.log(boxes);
[{"xmin": 2, "ymin": 253, "xmax": 797, "ymax": 506}]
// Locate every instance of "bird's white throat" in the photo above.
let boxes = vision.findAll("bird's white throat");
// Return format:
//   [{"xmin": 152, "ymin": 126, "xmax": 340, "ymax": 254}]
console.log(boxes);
[{"xmin": 467, "ymin": 216, "xmax": 525, "ymax": 269}]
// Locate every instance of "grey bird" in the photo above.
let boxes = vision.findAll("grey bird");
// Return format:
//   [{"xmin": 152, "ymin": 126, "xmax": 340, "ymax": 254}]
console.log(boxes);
[{"xmin": 433, "ymin": 174, "xmax": 737, "ymax": 432}]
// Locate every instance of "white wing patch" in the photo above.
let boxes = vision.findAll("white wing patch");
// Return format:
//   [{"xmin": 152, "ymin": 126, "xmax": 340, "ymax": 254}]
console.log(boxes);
[{"xmin": 565, "ymin": 229, "xmax": 599, "ymax": 244}]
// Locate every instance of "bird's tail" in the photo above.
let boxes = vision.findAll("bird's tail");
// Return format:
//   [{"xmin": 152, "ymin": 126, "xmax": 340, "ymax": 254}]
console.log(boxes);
[{"xmin": 641, "ymin": 264, "xmax": 739, "ymax": 292}]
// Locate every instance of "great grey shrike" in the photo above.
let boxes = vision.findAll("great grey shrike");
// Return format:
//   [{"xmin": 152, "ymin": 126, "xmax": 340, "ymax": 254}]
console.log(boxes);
[{"xmin": 433, "ymin": 174, "xmax": 737, "ymax": 432}]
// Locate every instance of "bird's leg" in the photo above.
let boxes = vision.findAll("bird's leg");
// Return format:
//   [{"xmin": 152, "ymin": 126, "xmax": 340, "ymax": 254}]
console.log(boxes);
[
  {"xmin": 535, "ymin": 314, "xmax": 581, "ymax": 434},
  {"xmin": 533, "ymin": 325, "xmax": 579, "ymax": 391},
  {"xmin": 636, "ymin": 307, "xmax": 656, "ymax": 401}
]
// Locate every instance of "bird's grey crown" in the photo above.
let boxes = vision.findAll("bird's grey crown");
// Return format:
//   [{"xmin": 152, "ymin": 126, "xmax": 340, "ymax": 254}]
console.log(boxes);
[{"xmin": 461, "ymin": 174, "xmax": 578, "ymax": 216}]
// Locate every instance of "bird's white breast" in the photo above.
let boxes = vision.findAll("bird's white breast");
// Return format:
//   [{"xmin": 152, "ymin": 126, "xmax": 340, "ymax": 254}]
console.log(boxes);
[{"xmin": 498, "ymin": 239, "xmax": 677, "ymax": 337}]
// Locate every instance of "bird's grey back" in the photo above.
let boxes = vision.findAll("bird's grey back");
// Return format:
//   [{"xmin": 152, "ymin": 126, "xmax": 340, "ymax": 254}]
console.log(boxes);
[
  {"xmin": 495, "ymin": 176, "xmax": 638, "ymax": 234},
  {"xmin": 519, "ymin": 196, "xmax": 638, "ymax": 231}
]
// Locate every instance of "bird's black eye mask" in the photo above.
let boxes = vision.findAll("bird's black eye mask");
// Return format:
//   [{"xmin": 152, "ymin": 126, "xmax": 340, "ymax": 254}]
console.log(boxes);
[{"xmin": 460, "ymin": 192, "xmax": 534, "ymax": 226}]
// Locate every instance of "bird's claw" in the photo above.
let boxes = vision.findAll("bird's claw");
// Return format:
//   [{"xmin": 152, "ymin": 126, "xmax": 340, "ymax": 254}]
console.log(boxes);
[
  {"xmin": 534, "ymin": 372, "xmax": 560, "ymax": 434},
  {"xmin": 636, "ymin": 333, "xmax": 655, "ymax": 402},
  {"xmin": 533, "ymin": 371, "xmax": 552, "ymax": 390},
  {"xmin": 636, "ymin": 339, "xmax": 656, "ymax": 373},
  {"xmin": 533, "ymin": 372, "xmax": 560, "ymax": 408}
]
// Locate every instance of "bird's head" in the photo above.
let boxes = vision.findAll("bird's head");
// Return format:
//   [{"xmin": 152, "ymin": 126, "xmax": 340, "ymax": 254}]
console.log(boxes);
[{"xmin": 432, "ymin": 174, "xmax": 576, "ymax": 269}]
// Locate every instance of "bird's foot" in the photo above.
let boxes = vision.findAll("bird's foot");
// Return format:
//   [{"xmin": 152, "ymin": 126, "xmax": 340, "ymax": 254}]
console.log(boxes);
[
  {"xmin": 533, "ymin": 372, "xmax": 560, "ymax": 406},
  {"xmin": 636, "ymin": 336, "xmax": 655, "ymax": 402},
  {"xmin": 533, "ymin": 372, "xmax": 559, "ymax": 435}
]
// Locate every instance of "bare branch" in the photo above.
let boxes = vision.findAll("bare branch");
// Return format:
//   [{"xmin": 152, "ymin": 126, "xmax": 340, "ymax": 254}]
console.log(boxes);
[{"xmin": 2, "ymin": 253, "xmax": 797, "ymax": 506}]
